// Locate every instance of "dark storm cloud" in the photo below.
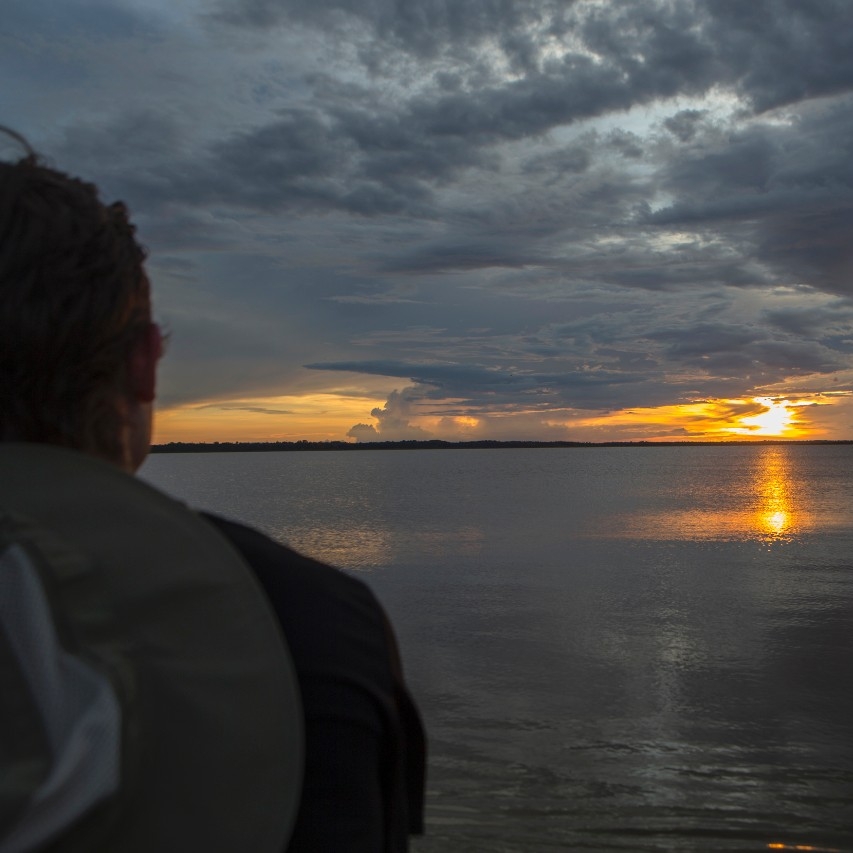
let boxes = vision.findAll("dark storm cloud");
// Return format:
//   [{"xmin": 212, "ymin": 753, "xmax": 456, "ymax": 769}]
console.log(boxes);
[
  {"xmin": 702, "ymin": 0, "xmax": 853, "ymax": 111},
  {"xmin": 204, "ymin": 112, "xmax": 418, "ymax": 216},
  {"xmin": 50, "ymin": 0, "xmax": 853, "ymax": 294},
  {"xmin": 522, "ymin": 143, "xmax": 592, "ymax": 177},
  {"xmin": 662, "ymin": 110, "xmax": 707, "ymax": 143},
  {"xmin": 650, "ymin": 321, "xmax": 847, "ymax": 377},
  {"xmin": 197, "ymin": 0, "xmax": 853, "ymax": 270},
  {"xmin": 213, "ymin": 0, "xmax": 580, "ymax": 62},
  {"xmin": 306, "ymin": 358, "xmax": 652, "ymax": 412},
  {"xmin": 305, "ymin": 360, "xmax": 527, "ymax": 389},
  {"xmin": 652, "ymin": 97, "xmax": 853, "ymax": 296},
  {"xmin": 309, "ymin": 283, "xmax": 853, "ymax": 420},
  {"xmin": 4, "ymin": 0, "xmax": 157, "ymax": 42},
  {"xmin": 594, "ymin": 258, "xmax": 769, "ymax": 292},
  {"xmin": 382, "ymin": 242, "xmax": 547, "ymax": 274},
  {"xmin": 763, "ymin": 301, "xmax": 853, "ymax": 340},
  {"xmin": 62, "ymin": 105, "xmax": 464, "ymax": 218},
  {"xmin": 200, "ymin": 105, "xmax": 477, "ymax": 214},
  {"xmin": 215, "ymin": 0, "xmax": 853, "ymax": 110}
]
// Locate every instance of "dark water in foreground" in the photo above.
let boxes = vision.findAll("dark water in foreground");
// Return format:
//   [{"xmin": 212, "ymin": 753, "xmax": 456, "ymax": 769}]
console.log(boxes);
[{"xmin": 142, "ymin": 444, "xmax": 853, "ymax": 851}]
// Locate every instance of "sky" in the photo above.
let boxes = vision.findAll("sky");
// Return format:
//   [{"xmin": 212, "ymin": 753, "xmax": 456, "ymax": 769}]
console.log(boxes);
[{"xmin": 4, "ymin": 0, "xmax": 853, "ymax": 443}]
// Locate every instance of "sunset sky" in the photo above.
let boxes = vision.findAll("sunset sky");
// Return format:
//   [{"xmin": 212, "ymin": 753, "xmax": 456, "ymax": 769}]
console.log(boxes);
[{"xmin": 5, "ymin": 0, "xmax": 853, "ymax": 442}]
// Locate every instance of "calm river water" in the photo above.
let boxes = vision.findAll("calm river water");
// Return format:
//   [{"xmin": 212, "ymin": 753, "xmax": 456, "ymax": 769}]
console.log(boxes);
[{"xmin": 141, "ymin": 444, "xmax": 853, "ymax": 852}]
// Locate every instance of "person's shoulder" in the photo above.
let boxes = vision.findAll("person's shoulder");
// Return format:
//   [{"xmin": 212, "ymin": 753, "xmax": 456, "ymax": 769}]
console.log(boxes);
[
  {"xmin": 201, "ymin": 512, "xmax": 371, "ymax": 598},
  {"xmin": 201, "ymin": 510, "xmax": 323, "ymax": 570},
  {"xmin": 199, "ymin": 512, "xmax": 398, "ymax": 695},
  {"xmin": 198, "ymin": 512, "xmax": 389, "ymax": 665}
]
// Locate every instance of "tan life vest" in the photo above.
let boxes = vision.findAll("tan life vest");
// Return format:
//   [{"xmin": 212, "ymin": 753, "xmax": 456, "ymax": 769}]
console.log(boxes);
[{"xmin": 0, "ymin": 443, "xmax": 303, "ymax": 853}]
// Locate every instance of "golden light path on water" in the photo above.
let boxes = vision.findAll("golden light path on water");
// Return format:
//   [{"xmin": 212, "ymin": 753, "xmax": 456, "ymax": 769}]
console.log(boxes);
[
  {"xmin": 756, "ymin": 446, "xmax": 795, "ymax": 537},
  {"xmin": 596, "ymin": 445, "xmax": 823, "ymax": 542}
]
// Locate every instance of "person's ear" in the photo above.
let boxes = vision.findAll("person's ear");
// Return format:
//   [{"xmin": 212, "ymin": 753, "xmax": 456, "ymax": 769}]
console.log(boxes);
[{"xmin": 128, "ymin": 322, "xmax": 162, "ymax": 403}]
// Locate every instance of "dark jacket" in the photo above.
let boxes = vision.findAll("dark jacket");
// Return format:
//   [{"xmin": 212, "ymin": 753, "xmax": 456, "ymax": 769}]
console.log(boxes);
[{"xmin": 202, "ymin": 513, "xmax": 425, "ymax": 853}]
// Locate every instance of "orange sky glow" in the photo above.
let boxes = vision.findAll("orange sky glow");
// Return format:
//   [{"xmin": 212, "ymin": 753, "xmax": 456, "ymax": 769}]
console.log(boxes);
[{"xmin": 153, "ymin": 390, "xmax": 852, "ymax": 445}]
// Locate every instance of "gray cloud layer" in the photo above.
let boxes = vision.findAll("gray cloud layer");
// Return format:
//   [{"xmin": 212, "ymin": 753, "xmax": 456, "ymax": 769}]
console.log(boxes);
[{"xmin": 5, "ymin": 0, "xmax": 853, "ymax": 438}]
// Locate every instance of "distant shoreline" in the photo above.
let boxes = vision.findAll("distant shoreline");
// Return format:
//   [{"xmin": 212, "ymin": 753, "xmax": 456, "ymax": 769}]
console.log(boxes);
[{"xmin": 151, "ymin": 438, "xmax": 853, "ymax": 453}]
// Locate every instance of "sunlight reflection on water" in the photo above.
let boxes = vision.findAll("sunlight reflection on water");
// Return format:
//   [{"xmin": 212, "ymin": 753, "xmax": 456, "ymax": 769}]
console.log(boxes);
[
  {"xmin": 281, "ymin": 524, "xmax": 394, "ymax": 570},
  {"xmin": 590, "ymin": 446, "xmax": 845, "ymax": 542},
  {"xmin": 281, "ymin": 524, "xmax": 485, "ymax": 571}
]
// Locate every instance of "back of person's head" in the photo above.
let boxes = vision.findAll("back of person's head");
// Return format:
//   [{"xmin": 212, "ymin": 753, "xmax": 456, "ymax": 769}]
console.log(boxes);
[{"xmin": 0, "ymin": 127, "xmax": 150, "ymax": 464}]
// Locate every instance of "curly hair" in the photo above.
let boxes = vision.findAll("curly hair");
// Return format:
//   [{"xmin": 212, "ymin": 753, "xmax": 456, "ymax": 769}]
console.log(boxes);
[{"xmin": 0, "ymin": 128, "xmax": 151, "ymax": 462}]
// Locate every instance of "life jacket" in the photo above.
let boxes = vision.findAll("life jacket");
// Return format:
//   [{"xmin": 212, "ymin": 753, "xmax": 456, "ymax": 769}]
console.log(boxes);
[{"xmin": 0, "ymin": 443, "xmax": 303, "ymax": 853}]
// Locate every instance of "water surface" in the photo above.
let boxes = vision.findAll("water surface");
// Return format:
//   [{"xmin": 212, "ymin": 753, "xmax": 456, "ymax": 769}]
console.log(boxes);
[{"xmin": 142, "ymin": 444, "xmax": 853, "ymax": 852}]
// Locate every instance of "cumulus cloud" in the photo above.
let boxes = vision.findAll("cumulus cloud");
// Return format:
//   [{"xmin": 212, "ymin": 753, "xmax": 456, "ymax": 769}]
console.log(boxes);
[
  {"xmin": 346, "ymin": 423, "xmax": 380, "ymax": 441},
  {"xmin": 347, "ymin": 388, "xmax": 432, "ymax": 441}
]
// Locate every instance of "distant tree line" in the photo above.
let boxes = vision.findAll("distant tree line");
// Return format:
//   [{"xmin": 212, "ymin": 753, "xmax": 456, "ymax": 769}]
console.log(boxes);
[{"xmin": 150, "ymin": 438, "xmax": 853, "ymax": 453}]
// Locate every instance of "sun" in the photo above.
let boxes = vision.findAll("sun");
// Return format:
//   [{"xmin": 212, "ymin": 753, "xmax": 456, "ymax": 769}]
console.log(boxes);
[{"xmin": 736, "ymin": 397, "xmax": 794, "ymax": 437}]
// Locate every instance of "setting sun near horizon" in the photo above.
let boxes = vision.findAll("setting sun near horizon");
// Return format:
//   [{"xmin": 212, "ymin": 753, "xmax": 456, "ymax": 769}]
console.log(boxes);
[{"xmin": 726, "ymin": 397, "xmax": 796, "ymax": 438}]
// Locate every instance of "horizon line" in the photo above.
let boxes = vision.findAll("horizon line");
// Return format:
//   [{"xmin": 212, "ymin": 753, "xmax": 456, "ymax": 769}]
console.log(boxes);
[{"xmin": 151, "ymin": 438, "xmax": 853, "ymax": 453}]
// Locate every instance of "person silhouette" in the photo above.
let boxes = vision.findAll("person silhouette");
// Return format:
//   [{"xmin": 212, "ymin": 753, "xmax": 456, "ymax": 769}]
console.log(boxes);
[{"xmin": 0, "ymin": 127, "xmax": 425, "ymax": 852}]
